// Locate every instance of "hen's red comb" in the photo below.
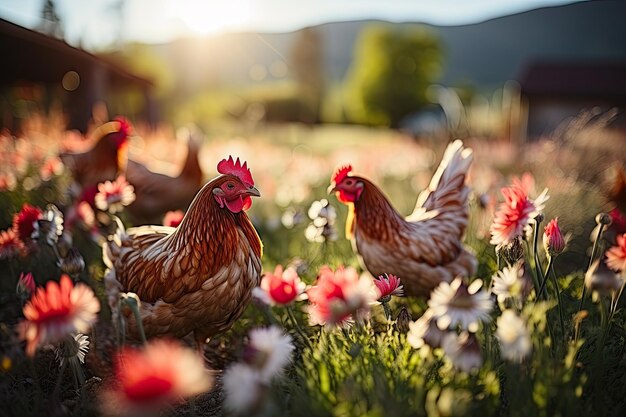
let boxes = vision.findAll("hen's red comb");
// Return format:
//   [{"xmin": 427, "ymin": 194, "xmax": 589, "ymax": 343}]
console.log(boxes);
[
  {"xmin": 332, "ymin": 164, "xmax": 353, "ymax": 184},
  {"xmin": 114, "ymin": 116, "xmax": 132, "ymax": 137},
  {"xmin": 217, "ymin": 156, "xmax": 254, "ymax": 186}
]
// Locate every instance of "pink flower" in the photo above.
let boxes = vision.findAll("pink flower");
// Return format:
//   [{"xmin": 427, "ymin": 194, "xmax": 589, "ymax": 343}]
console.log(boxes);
[
  {"xmin": 609, "ymin": 208, "xmax": 626, "ymax": 235},
  {"xmin": 39, "ymin": 156, "xmax": 64, "ymax": 181},
  {"xmin": 12, "ymin": 203, "xmax": 43, "ymax": 243},
  {"xmin": 18, "ymin": 275, "xmax": 100, "ymax": 357},
  {"xmin": 489, "ymin": 174, "xmax": 549, "ymax": 247},
  {"xmin": 253, "ymin": 265, "xmax": 306, "ymax": 305},
  {"xmin": 306, "ymin": 266, "xmax": 375, "ymax": 326},
  {"xmin": 163, "ymin": 210, "xmax": 184, "ymax": 228},
  {"xmin": 543, "ymin": 217, "xmax": 565, "ymax": 256},
  {"xmin": 95, "ymin": 176, "xmax": 135, "ymax": 213},
  {"xmin": 606, "ymin": 233, "xmax": 626, "ymax": 273},
  {"xmin": 0, "ymin": 228, "xmax": 24, "ymax": 259},
  {"xmin": 101, "ymin": 339, "xmax": 213, "ymax": 416},
  {"xmin": 373, "ymin": 273, "xmax": 404, "ymax": 301},
  {"xmin": 16, "ymin": 272, "xmax": 36, "ymax": 296}
]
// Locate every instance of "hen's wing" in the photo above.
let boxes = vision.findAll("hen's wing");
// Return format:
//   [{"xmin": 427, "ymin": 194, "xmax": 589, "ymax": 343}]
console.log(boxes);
[
  {"xmin": 402, "ymin": 140, "xmax": 473, "ymax": 263},
  {"xmin": 105, "ymin": 224, "xmax": 175, "ymax": 302}
]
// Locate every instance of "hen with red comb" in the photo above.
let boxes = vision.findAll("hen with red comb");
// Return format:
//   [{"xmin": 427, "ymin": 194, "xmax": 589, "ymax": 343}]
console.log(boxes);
[{"xmin": 104, "ymin": 153, "xmax": 262, "ymax": 354}]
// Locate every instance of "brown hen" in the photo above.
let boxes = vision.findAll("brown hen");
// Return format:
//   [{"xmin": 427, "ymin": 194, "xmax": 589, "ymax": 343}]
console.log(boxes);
[
  {"xmin": 104, "ymin": 156, "xmax": 262, "ymax": 350},
  {"xmin": 329, "ymin": 140, "xmax": 476, "ymax": 297},
  {"xmin": 125, "ymin": 130, "xmax": 204, "ymax": 224},
  {"xmin": 59, "ymin": 117, "xmax": 130, "ymax": 202}
]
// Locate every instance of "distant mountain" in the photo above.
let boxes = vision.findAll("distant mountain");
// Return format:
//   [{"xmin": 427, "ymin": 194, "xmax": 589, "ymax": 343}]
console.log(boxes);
[{"xmin": 135, "ymin": 0, "xmax": 626, "ymax": 94}]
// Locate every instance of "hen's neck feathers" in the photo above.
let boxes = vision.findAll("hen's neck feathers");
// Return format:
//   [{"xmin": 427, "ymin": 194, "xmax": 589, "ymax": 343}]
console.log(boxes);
[
  {"xmin": 165, "ymin": 176, "xmax": 262, "ymax": 258},
  {"xmin": 353, "ymin": 179, "xmax": 406, "ymax": 238}
]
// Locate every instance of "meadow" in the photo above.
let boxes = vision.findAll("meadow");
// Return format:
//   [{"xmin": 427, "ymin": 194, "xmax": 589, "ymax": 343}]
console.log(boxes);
[{"xmin": 1, "ymin": 115, "xmax": 625, "ymax": 417}]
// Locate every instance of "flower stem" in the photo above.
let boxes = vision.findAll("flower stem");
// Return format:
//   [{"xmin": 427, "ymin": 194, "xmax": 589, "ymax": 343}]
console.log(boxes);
[
  {"xmin": 52, "ymin": 357, "xmax": 68, "ymax": 399},
  {"xmin": 382, "ymin": 301, "xmax": 392, "ymax": 322},
  {"xmin": 537, "ymin": 256, "xmax": 554, "ymax": 300},
  {"xmin": 532, "ymin": 218, "xmax": 544, "ymax": 299},
  {"xmin": 286, "ymin": 305, "xmax": 311, "ymax": 349},
  {"xmin": 579, "ymin": 223, "xmax": 606, "ymax": 314},
  {"xmin": 550, "ymin": 261, "xmax": 565, "ymax": 341}
]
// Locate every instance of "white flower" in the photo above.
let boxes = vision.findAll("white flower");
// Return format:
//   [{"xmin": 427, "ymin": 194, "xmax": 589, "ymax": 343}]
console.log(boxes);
[
  {"xmin": 245, "ymin": 326, "xmax": 294, "ymax": 380},
  {"xmin": 407, "ymin": 310, "xmax": 449, "ymax": 349},
  {"xmin": 95, "ymin": 176, "xmax": 135, "ymax": 213},
  {"xmin": 442, "ymin": 332, "xmax": 482, "ymax": 372},
  {"xmin": 496, "ymin": 310, "xmax": 532, "ymax": 362},
  {"xmin": 55, "ymin": 333, "xmax": 89, "ymax": 369},
  {"xmin": 428, "ymin": 278, "xmax": 492, "ymax": 332},
  {"xmin": 223, "ymin": 363, "xmax": 265, "ymax": 415},
  {"xmin": 32, "ymin": 204, "xmax": 64, "ymax": 245},
  {"xmin": 491, "ymin": 263, "xmax": 530, "ymax": 304}
]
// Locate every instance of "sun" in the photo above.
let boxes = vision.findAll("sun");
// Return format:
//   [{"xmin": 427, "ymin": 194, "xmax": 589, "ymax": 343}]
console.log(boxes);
[{"xmin": 175, "ymin": 0, "xmax": 251, "ymax": 35}]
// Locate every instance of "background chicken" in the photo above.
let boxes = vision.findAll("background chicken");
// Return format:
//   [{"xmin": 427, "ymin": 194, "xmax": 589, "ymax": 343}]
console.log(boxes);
[
  {"xmin": 125, "ymin": 129, "xmax": 204, "ymax": 224},
  {"xmin": 329, "ymin": 140, "xmax": 476, "ymax": 297},
  {"xmin": 59, "ymin": 117, "xmax": 130, "ymax": 203},
  {"xmin": 104, "ymin": 156, "xmax": 262, "ymax": 351}
]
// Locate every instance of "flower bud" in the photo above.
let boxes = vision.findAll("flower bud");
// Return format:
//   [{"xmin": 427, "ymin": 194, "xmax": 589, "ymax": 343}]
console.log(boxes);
[
  {"xmin": 395, "ymin": 306, "xmax": 412, "ymax": 334},
  {"xmin": 596, "ymin": 213, "xmax": 612, "ymax": 226},
  {"xmin": 58, "ymin": 247, "xmax": 85, "ymax": 276},
  {"xmin": 497, "ymin": 236, "xmax": 524, "ymax": 265},
  {"xmin": 585, "ymin": 259, "xmax": 621, "ymax": 298},
  {"xmin": 16, "ymin": 272, "xmax": 35, "ymax": 297},
  {"xmin": 543, "ymin": 218, "xmax": 565, "ymax": 257}
]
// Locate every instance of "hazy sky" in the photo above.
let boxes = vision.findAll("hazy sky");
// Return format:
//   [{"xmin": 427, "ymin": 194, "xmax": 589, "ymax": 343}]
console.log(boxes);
[{"xmin": 0, "ymin": 0, "xmax": 584, "ymax": 50}]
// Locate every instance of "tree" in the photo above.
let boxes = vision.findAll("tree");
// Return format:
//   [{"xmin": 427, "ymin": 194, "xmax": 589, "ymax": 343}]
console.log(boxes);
[
  {"xmin": 38, "ymin": 0, "xmax": 64, "ymax": 39},
  {"xmin": 289, "ymin": 27, "xmax": 325, "ymax": 123},
  {"xmin": 344, "ymin": 24, "xmax": 442, "ymax": 127}
]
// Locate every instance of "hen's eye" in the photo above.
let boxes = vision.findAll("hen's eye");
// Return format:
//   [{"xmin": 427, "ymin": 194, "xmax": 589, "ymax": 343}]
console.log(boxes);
[
  {"xmin": 227, "ymin": 183, "xmax": 234, "ymax": 189},
  {"xmin": 345, "ymin": 179, "xmax": 353, "ymax": 185}
]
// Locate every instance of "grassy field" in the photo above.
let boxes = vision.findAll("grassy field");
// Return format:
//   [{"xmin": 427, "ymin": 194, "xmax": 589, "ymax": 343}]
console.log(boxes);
[{"xmin": 1, "ymin": 119, "xmax": 625, "ymax": 416}]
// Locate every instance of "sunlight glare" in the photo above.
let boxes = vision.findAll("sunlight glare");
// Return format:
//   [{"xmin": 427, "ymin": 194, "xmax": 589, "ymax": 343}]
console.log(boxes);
[{"xmin": 175, "ymin": 0, "xmax": 251, "ymax": 35}]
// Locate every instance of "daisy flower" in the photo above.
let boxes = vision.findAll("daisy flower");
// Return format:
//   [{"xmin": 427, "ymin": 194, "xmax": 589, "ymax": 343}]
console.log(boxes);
[
  {"xmin": 606, "ymin": 233, "xmax": 626, "ymax": 273},
  {"xmin": 407, "ymin": 310, "xmax": 449, "ymax": 349},
  {"xmin": 0, "ymin": 228, "xmax": 24, "ymax": 259},
  {"xmin": 253, "ymin": 265, "xmax": 306, "ymax": 306},
  {"xmin": 306, "ymin": 265, "xmax": 376, "ymax": 327},
  {"xmin": 496, "ymin": 310, "xmax": 531, "ymax": 362},
  {"xmin": 32, "ymin": 204, "xmax": 64, "ymax": 245},
  {"xmin": 163, "ymin": 210, "xmax": 184, "ymax": 228},
  {"xmin": 442, "ymin": 332, "xmax": 482, "ymax": 373},
  {"xmin": 12, "ymin": 203, "xmax": 42, "ymax": 244},
  {"xmin": 95, "ymin": 176, "xmax": 135, "ymax": 213},
  {"xmin": 244, "ymin": 326, "xmax": 294, "ymax": 380},
  {"xmin": 490, "ymin": 174, "xmax": 549, "ymax": 247},
  {"xmin": 543, "ymin": 218, "xmax": 565, "ymax": 257},
  {"xmin": 55, "ymin": 333, "xmax": 90, "ymax": 369},
  {"xmin": 223, "ymin": 363, "xmax": 265, "ymax": 415},
  {"xmin": 101, "ymin": 339, "xmax": 213, "ymax": 417},
  {"xmin": 373, "ymin": 273, "xmax": 404, "ymax": 302},
  {"xmin": 491, "ymin": 262, "xmax": 531, "ymax": 304},
  {"xmin": 18, "ymin": 275, "xmax": 100, "ymax": 357},
  {"xmin": 428, "ymin": 278, "xmax": 492, "ymax": 332}
]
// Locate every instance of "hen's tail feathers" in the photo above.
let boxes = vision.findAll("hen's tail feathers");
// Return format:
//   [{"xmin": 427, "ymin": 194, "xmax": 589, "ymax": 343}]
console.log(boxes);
[
  {"xmin": 408, "ymin": 140, "xmax": 473, "ymax": 221},
  {"xmin": 102, "ymin": 216, "xmax": 125, "ymax": 269}
]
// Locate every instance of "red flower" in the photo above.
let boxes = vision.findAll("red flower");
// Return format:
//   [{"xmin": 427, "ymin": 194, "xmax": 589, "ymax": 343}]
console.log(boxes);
[
  {"xmin": 306, "ymin": 266, "xmax": 375, "ymax": 326},
  {"xmin": 609, "ymin": 208, "xmax": 626, "ymax": 234},
  {"xmin": 102, "ymin": 339, "xmax": 212, "ymax": 416},
  {"xmin": 95, "ymin": 176, "xmax": 135, "ymax": 213},
  {"xmin": 0, "ymin": 228, "xmax": 24, "ymax": 259},
  {"xmin": 163, "ymin": 210, "xmax": 184, "ymax": 228},
  {"xmin": 373, "ymin": 273, "xmax": 404, "ymax": 301},
  {"xmin": 543, "ymin": 218, "xmax": 565, "ymax": 256},
  {"xmin": 489, "ymin": 174, "xmax": 549, "ymax": 247},
  {"xmin": 606, "ymin": 233, "xmax": 626, "ymax": 273},
  {"xmin": 18, "ymin": 275, "xmax": 100, "ymax": 357},
  {"xmin": 16, "ymin": 272, "xmax": 35, "ymax": 296},
  {"xmin": 253, "ymin": 265, "xmax": 306, "ymax": 305},
  {"xmin": 12, "ymin": 203, "xmax": 42, "ymax": 243}
]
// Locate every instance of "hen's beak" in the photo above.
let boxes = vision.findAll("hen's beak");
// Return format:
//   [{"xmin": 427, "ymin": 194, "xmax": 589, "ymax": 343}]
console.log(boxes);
[
  {"xmin": 327, "ymin": 183, "xmax": 337, "ymax": 194},
  {"xmin": 245, "ymin": 186, "xmax": 261, "ymax": 197}
]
